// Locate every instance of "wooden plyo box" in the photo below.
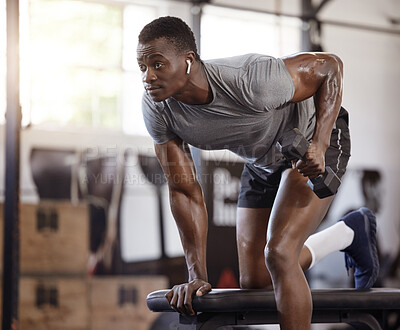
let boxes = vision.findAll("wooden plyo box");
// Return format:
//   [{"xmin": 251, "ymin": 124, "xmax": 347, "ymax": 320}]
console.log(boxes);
[
  {"xmin": 20, "ymin": 201, "xmax": 89, "ymax": 275},
  {"xmin": 19, "ymin": 276, "xmax": 88, "ymax": 330},
  {"xmin": 89, "ymin": 276, "xmax": 168, "ymax": 330}
]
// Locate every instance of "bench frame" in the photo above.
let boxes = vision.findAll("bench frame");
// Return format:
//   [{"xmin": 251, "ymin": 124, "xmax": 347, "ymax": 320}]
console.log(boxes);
[{"xmin": 147, "ymin": 288, "xmax": 400, "ymax": 329}]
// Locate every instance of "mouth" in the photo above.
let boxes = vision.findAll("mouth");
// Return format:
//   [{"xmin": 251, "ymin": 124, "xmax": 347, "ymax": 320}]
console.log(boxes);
[
  {"xmin": 144, "ymin": 85, "xmax": 167, "ymax": 101},
  {"xmin": 145, "ymin": 86, "xmax": 162, "ymax": 92}
]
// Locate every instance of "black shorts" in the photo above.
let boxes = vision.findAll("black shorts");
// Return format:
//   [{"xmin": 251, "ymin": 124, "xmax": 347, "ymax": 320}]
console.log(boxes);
[{"xmin": 237, "ymin": 107, "xmax": 351, "ymax": 209}]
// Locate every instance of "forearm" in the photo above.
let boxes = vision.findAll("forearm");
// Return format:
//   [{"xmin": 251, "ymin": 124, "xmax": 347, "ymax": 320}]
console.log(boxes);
[
  {"xmin": 312, "ymin": 55, "xmax": 343, "ymax": 151},
  {"xmin": 154, "ymin": 138, "xmax": 209, "ymax": 283},
  {"xmin": 170, "ymin": 187, "xmax": 208, "ymax": 282}
]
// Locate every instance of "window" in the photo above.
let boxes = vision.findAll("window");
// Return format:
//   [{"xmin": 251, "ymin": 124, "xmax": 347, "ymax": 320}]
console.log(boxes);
[
  {"xmin": 1, "ymin": 2, "xmax": 302, "ymax": 131},
  {"xmin": 1, "ymin": 0, "xmax": 158, "ymax": 133},
  {"xmin": 27, "ymin": 0, "xmax": 124, "ymax": 128},
  {"xmin": 201, "ymin": 5, "xmax": 301, "ymax": 60}
]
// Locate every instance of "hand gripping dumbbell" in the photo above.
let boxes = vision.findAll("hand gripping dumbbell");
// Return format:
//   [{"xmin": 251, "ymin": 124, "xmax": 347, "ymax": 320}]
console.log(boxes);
[{"xmin": 276, "ymin": 128, "xmax": 341, "ymax": 199}]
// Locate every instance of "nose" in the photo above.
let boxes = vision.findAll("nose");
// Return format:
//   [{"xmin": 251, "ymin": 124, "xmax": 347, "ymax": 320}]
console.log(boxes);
[{"xmin": 143, "ymin": 68, "xmax": 156, "ymax": 84}]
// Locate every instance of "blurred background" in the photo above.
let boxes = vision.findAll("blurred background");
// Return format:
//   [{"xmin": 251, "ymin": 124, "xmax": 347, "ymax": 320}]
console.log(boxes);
[{"xmin": 0, "ymin": 0, "xmax": 399, "ymax": 329}]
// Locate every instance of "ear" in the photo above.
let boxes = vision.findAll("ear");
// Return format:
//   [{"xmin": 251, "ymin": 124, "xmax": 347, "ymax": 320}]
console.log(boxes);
[
  {"xmin": 185, "ymin": 52, "xmax": 196, "ymax": 75},
  {"xmin": 186, "ymin": 51, "xmax": 196, "ymax": 61}
]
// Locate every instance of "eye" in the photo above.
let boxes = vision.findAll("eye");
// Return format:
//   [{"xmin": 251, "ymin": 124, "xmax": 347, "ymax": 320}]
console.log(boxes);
[
  {"xmin": 154, "ymin": 62, "xmax": 163, "ymax": 69},
  {"xmin": 138, "ymin": 64, "xmax": 146, "ymax": 72}
]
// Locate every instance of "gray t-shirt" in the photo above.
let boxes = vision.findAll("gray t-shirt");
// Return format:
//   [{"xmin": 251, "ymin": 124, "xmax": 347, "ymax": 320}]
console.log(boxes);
[{"xmin": 142, "ymin": 53, "xmax": 316, "ymax": 172}]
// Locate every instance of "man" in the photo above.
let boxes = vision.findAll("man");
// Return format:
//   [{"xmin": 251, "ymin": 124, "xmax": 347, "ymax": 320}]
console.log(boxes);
[{"xmin": 137, "ymin": 16, "xmax": 379, "ymax": 329}]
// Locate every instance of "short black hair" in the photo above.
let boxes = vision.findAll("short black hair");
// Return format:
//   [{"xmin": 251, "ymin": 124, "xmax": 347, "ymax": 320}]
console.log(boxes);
[{"xmin": 138, "ymin": 16, "xmax": 200, "ymax": 61}]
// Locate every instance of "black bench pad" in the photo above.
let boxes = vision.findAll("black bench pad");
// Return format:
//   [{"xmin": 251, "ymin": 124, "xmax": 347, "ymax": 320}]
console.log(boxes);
[
  {"xmin": 147, "ymin": 288, "xmax": 400, "ymax": 329},
  {"xmin": 147, "ymin": 288, "xmax": 400, "ymax": 312}
]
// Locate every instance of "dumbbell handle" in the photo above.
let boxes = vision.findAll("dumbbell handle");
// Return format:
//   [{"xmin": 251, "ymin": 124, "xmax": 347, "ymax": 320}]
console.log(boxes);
[{"xmin": 277, "ymin": 128, "xmax": 341, "ymax": 198}]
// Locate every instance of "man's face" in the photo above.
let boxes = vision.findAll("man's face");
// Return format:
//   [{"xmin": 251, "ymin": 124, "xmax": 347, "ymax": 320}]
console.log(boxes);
[{"xmin": 137, "ymin": 37, "xmax": 188, "ymax": 102}]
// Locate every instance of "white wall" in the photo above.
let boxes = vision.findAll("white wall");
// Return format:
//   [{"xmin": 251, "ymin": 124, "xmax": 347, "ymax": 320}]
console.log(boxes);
[{"xmin": 318, "ymin": 0, "xmax": 400, "ymax": 256}]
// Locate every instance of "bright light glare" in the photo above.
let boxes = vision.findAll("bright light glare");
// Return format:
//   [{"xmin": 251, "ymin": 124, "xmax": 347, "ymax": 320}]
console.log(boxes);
[
  {"xmin": 25, "ymin": 0, "xmax": 123, "ymax": 128},
  {"xmin": 1, "ymin": 2, "xmax": 302, "ymax": 132},
  {"xmin": 201, "ymin": 5, "xmax": 301, "ymax": 60},
  {"xmin": 122, "ymin": 5, "xmax": 157, "ymax": 136}
]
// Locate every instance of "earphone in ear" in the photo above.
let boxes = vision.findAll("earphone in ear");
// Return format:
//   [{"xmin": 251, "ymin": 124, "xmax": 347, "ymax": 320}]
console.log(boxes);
[{"xmin": 186, "ymin": 59, "xmax": 192, "ymax": 75}]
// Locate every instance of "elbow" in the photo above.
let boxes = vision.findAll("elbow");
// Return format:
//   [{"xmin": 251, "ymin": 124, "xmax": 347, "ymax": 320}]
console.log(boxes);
[
  {"xmin": 327, "ymin": 53, "xmax": 343, "ymax": 78},
  {"xmin": 321, "ymin": 54, "xmax": 343, "ymax": 95}
]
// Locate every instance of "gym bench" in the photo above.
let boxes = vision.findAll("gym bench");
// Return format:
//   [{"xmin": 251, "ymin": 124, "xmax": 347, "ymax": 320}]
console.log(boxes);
[{"xmin": 147, "ymin": 288, "xmax": 400, "ymax": 329}]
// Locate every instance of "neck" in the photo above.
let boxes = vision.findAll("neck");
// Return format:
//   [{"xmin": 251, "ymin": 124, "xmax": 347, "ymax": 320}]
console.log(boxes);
[{"xmin": 173, "ymin": 61, "xmax": 213, "ymax": 105}]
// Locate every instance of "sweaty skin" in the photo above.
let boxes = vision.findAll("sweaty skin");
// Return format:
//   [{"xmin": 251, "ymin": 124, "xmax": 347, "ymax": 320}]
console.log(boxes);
[
  {"xmin": 137, "ymin": 40, "xmax": 212, "ymax": 105},
  {"xmin": 137, "ymin": 37, "xmax": 343, "ymax": 327},
  {"xmin": 282, "ymin": 52, "xmax": 343, "ymax": 179}
]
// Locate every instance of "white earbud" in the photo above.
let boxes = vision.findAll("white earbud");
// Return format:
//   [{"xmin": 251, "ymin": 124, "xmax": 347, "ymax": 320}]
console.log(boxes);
[{"xmin": 186, "ymin": 59, "xmax": 192, "ymax": 75}]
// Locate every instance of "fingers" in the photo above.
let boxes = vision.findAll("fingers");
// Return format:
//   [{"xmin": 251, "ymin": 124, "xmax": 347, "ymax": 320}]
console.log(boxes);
[
  {"xmin": 184, "ymin": 289, "xmax": 196, "ymax": 315},
  {"xmin": 165, "ymin": 284, "xmax": 196, "ymax": 315},
  {"xmin": 294, "ymin": 140, "xmax": 327, "ymax": 179},
  {"xmin": 296, "ymin": 160, "xmax": 319, "ymax": 177},
  {"xmin": 296, "ymin": 159, "xmax": 325, "ymax": 179},
  {"xmin": 165, "ymin": 281, "xmax": 212, "ymax": 315}
]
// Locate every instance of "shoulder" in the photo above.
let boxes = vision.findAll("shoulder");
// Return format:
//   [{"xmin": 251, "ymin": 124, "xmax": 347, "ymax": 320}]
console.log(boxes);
[
  {"xmin": 201, "ymin": 54, "xmax": 294, "ymax": 110},
  {"xmin": 281, "ymin": 52, "xmax": 343, "ymax": 83},
  {"xmin": 204, "ymin": 53, "xmax": 278, "ymax": 72},
  {"xmin": 282, "ymin": 52, "xmax": 342, "ymax": 67},
  {"xmin": 281, "ymin": 52, "xmax": 343, "ymax": 102},
  {"xmin": 203, "ymin": 53, "xmax": 290, "ymax": 85}
]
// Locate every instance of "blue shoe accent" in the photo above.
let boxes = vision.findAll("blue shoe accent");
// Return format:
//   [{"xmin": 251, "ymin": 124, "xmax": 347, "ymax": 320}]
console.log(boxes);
[{"xmin": 339, "ymin": 208, "xmax": 379, "ymax": 289}]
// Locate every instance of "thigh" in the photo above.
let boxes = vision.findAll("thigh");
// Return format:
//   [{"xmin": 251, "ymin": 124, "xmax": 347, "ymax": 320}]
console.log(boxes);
[
  {"xmin": 267, "ymin": 168, "xmax": 334, "ymax": 255},
  {"xmin": 237, "ymin": 163, "xmax": 282, "ymax": 209},
  {"xmin": 236, "ymin": 207, "xmax": 272, "ymax": 288}
]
